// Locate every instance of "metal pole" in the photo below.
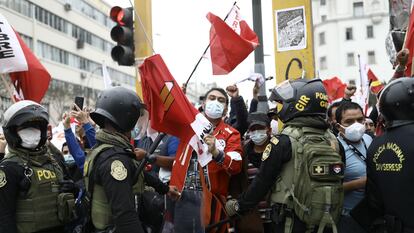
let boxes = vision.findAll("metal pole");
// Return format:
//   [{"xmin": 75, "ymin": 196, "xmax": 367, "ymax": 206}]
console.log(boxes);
[{"xmin": 252, "ymin": 0, "xmax": 268, "ymax": 112}]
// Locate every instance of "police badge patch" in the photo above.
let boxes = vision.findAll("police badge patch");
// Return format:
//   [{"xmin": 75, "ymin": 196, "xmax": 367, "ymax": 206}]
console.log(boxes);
[
  {"xmin": 110, "ymin": 160, "xmax": 127, "ymax": 181},
  {"xmin": 0, "ymin": 170, "xmax": 7, "ymax": 188},
  {"xmin": 262, "ymin": 144, "xmax": 272, "ymax": 161}
]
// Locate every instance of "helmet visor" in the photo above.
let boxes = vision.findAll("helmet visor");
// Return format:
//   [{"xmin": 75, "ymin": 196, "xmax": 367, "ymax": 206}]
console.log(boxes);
[{"xmin": 271, "ymin": 80, "xmax": 295, "ymax": 102}]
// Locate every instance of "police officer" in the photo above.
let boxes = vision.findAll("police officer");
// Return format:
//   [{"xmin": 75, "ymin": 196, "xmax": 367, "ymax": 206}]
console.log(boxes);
[
  {"xmin": 84, "ymin": 87, "xmax": 179, "ymax": 233},
  {"xmin": 226, "ymin": 79, "xmax": 345, "ymax": 233},
  {"xmin": 352, "ymin": 78, "xmax": 414, "ymax": 232},
  {"xmin": 0, "ymin": 100, "xmax": 76, "ymax": 233}
]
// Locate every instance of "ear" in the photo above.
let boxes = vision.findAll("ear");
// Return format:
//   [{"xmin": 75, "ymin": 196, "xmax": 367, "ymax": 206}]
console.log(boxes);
[{"xmin": 223, "ymin": 105, "xmax": 228, "ymax": 117}]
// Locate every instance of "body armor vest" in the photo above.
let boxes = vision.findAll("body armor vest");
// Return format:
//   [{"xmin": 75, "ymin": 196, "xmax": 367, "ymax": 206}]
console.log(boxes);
[
  {"xmin": 84, "ymin": 144, "xmax": 145, "ymax": 230},
  {"xmin": 3, "ymin": 151, "xmax": 65, "ymax": 233}
]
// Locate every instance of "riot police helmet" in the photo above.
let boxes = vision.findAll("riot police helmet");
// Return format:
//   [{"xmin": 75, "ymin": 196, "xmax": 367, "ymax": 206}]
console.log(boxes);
[
  {"xmin": 269, "ymin": 78, "xmax": 328, "ymax": 123},
  {"xmin": 379, "ymin": 77, "xmax": 414, "ymax": 122},
  {"xmin": 91, "ymin": 86, "xmax": 143, "ymax": 132},
  {"xmin": 2, "ymin": 100, "xmax": 49, "ymax": 150}
]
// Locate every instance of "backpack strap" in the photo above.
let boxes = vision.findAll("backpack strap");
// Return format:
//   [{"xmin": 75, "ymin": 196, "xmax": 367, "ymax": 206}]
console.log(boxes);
[{"xmin": 316, "ymin": 186, "xmax": 338, "ymax": 233}]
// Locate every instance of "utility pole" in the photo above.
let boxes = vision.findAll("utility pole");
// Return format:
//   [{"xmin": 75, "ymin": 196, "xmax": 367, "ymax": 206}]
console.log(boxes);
[{"xmin": 252, "ymin": 0, "xmax": 269, "ymax": 113}]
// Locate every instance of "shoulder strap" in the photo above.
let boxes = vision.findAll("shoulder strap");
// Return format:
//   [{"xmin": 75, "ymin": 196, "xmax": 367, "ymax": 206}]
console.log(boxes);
[{"xmin": 344, "ymin": 139, "xmax": 367, "ymax": 162}]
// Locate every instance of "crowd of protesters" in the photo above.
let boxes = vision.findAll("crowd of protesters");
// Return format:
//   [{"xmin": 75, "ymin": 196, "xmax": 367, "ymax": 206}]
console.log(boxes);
[{"xmin": 0, "ymin": 49, "xmax": 413, "ymax": 233}]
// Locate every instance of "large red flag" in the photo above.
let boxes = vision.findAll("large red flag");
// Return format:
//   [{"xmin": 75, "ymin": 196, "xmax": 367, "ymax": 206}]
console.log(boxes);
[
  {"xmin": 139, "ymin": 54, "xmax": 213, "ymax": 191},
  {"xmin": 9, "ymin": 32, "xmax": 51, "ymax": 103},
  {"xmin": 405, "ymin": 6, "xmax": 414, "ymax": 76},
  {"xmin": 322, "ymin": 77, "xmax": 346, "ymax": 103},
  {"xmin": 367, "ymin": 68, "xmax": 384, "ymax": 94},
  {"xmin": 207, "ymin": 6, "xmax": 259, "ymax": 75}
]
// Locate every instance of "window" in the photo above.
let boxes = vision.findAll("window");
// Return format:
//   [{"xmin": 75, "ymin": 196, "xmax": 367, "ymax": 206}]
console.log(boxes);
[
  {"xmin": 367, "ymin": 25, "xmax": 374, "ymax": 38},
  {"xmin": 346, "ymin": 28, "xmax": 353, "ymax": 40},
  {"xmin": 347, "ymin": 53, "xmax": 355, "ymax": 66},
  {"xmin": 321, "ymin": 0, "xmax": 326, "ymax": 6},
  {"xmin": 319, "ymin": 32, "xmax": 326, "ymax": 45},
  {"xmin": 353, "ymin": 2, "xmax": 364, "ymax": 17},
  {"xmin": 368, "ymin": 51, "xmax": 376, "ymax": 64},
  {"xmin": 320, "ymin": 56, "xmax": 327, "ymax": 70},
  {"xmin": 321, "ymin": 15, "xmax": 327, "ymax": 22}
]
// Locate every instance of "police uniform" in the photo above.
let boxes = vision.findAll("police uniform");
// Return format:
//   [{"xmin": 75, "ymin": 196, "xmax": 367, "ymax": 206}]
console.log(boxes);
[
  {"xmin": 353, "ymin": 78, "xmax": 414, "ymax": 232},
  {"xmin": 226, "ymin": 79, "xmax": 346, "ymax": 233},
  {"xmin": 0, "ymin": 101, "xmax": 75, "ymax": 233},
  {"xmin": 85, "ymin": 87, "xmax": 170, "ymax": 233}
]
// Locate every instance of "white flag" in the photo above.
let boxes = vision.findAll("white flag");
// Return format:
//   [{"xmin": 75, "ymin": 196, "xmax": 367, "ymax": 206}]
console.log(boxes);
[
  {"xmin": 355, "ymin": 56, "xmax": 370, "ymax": 113},
  {"xmin": 0, "ymin": 13, "xmax": 28, "ymax": 73},
  {"xmin": 101, "ymin": 62, "xmax": 112, "ymax": 89}
]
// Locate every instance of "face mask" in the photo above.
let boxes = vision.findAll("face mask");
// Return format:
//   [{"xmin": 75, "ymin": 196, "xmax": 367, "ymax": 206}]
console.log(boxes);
[
  {"xmin": 341, "ymin": 122, "xmax": 366, "ymax": 142},
  {"xmin": 63, "ymin": 153, "xmax": 75, "ymax": 165},
  {"xmin": 204, "ymin": 100, "xmax": 224, "ymax": 119},
  {"xmin": 271, "ymin": 120, "xmax": 278, "ymax": 136},
  {"xmin": 17, "ymin": 127, "xmax": 41, "ymax": 149},
  {"xmin": 249, "ymin": 129, "xmax": 269, "ymax": 145}
]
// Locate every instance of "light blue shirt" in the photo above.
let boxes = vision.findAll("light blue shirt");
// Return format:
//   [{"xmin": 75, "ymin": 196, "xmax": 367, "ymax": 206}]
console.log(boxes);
[{"xmin": 337, "ymin": 134, "xmax": 372, "ymax": 215}]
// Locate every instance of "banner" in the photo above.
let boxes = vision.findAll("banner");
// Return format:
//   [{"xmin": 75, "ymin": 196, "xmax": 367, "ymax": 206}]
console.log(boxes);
[
  {"xmin": 0, "ymin": 13, "xmax": 28, "ymax": 73},
  {"xmin": 272, "ymin": 0, "xmax": 315, "ymax": 83}
]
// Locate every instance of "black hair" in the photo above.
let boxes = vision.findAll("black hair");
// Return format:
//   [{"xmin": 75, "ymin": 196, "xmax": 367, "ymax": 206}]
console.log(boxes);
[
  {"xmin": 335, "ymin": 101, "xmax": 364, "ymax": 124},
  {"xmin": 61, "ymin": 142, "xmax": 68, "ymax": 151},
  {"xmin": 327, "ymin": 101, "xmax": 342, "ymax": 120},
  {"xmin": 204, "ymin": 88, "xmax": 229, "ymax": 105}
]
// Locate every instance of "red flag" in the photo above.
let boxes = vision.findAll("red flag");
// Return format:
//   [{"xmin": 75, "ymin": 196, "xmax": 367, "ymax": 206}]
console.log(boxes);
[
  {"xmin": 207, "ymin": 8, "xmax": 259, "ymax": 75},
  {"xmin": 139, "ymin": 54, "xmax": 213, "ymax": 191},
  {"xmin": 367, "ymin": 68, "xmax": 384, "ymax": 94},
  {"xmin": 139, "ymin": 54, "xmax": 201, "ymax": 143},
  {"xmin": 405, "ymin": 6, "xmax": 414, "ymax": 76},
  {"xmin": 322, "ymin": 77, "xmax": 346, "ymax": 103},
  {"xmin": 9, "ymin": 32, "xmax": 51, "ymax": 103}
]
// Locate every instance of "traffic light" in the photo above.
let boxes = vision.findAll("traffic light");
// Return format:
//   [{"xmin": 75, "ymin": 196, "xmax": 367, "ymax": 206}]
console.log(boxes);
[{"xmin": 110, "ymin": 6, "xmax": 135, "ymax": 66}]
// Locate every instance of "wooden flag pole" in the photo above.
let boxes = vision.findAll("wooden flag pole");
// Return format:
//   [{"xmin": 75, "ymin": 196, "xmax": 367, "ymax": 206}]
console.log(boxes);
[{"xmin": 0, "ymin": 74, "xmax": 16, "ymax": 104}]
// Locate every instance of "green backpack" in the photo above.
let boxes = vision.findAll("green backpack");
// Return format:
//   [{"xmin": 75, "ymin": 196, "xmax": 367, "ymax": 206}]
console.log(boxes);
[{"xmin": 271, "ymin": 126, "xmax": 344, "ymax": 233}]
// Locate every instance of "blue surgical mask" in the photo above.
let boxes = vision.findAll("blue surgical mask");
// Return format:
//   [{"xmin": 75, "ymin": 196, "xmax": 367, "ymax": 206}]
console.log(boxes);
[
  {"xmin": 204, "ymin": 100, "xmax": 224, "ymax": 119},
  {"xmin": 249, "ymin": 129, "xmax": 268, "ymax": 145}
]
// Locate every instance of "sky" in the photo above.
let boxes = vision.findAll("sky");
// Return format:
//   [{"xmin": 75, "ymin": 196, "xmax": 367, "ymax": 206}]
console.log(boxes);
[{"xmin": 105, "ymin": 0, "xmax": 277, "ymax": 102}]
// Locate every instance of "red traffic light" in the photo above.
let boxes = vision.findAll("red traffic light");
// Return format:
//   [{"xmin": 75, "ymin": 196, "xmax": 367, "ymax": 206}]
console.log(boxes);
[{"xmin": 110, "ymin": 6, "xmax": 133, "ymax": 26}]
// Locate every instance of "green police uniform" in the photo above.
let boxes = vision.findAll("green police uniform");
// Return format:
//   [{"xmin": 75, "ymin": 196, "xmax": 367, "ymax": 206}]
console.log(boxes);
[
  {"xmin": 83, "ymin": 130, "xmax": 144, "ymax": 231},
  {"xmin": 0, "ymin": 146, "xmax": 74, "ymax": 233}
]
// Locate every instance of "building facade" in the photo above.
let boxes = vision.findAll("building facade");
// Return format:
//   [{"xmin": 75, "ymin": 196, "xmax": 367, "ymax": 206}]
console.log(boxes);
[
  {"xmin": 0, "ymin": 0, "xmax": 136, "ymax": 124},
  {"xmin": 312, "ymin": 0, "xmax": 393, "ymax": 84}
]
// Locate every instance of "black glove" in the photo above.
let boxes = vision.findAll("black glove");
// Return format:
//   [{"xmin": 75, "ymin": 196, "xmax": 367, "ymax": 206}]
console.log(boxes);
[{"xmin": 59, "ymin": 180, "xmax": 79, "ymax": 194}]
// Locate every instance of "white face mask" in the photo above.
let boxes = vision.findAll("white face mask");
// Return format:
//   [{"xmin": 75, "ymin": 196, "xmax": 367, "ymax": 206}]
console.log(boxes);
[
  {"xmin": 341, "ymin": 122, "xmax": 366, "ymax": 142},
  {"xmin": 17, "ymin": 127, "xmax": 41, "ymax": 149},
  {"xmin": 204, "ymin": 100, "xmax": 224, "ymax": 119},
  {"xmin": 249, "ymin": 129, "xmax": 268, "ymax": 145}
]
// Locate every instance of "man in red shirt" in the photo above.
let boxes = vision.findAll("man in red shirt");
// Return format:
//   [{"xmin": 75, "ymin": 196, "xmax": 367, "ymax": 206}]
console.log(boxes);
[{"xmin": 171, "ymin": 87, "xmax": 243, "ymax": 233}]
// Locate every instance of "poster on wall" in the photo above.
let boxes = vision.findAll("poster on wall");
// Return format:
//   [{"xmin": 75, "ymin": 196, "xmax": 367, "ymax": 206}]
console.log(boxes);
[{"xmin": 275, "ymin": 6, "xmax": 307, "ymax": 52}]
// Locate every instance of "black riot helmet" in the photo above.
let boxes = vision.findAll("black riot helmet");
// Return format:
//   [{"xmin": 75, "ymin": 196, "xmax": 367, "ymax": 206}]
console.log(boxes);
[
  {"xmin": 269, "ymin": 79, "xmax": 328, "ymax": 123},
  {"xmin": 379, "ymin": 77, "xmax": 414, "ymax": 122},
  {"xmin": 91, "ymin": 86, "xmax": 143, "ymax": 133},
  {"xmin": 2, "ymin": 100, "xmax": 49, "ymax": 150}
]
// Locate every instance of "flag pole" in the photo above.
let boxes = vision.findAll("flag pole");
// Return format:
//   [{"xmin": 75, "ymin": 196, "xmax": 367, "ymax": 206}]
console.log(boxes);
[
  {"xmin": 357, "ymin": 54, "xmax": 369, "ymax": 115},
  {"xmin": 0, "ymin": 74, "xmax": 16, "ymax": 103},
  {"xmin": 184, "ymin": 1, "xmax": 237, "ymax": 87}
]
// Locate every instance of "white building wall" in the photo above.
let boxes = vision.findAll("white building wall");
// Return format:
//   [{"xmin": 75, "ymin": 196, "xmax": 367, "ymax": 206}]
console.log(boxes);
[
  {"xmin": 0, "ymin": 0, "xmax": 137, "ymax": 123},
  {"xmin": 312, "ymin": 0, "xmax": 393, "ymax": 84}
]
